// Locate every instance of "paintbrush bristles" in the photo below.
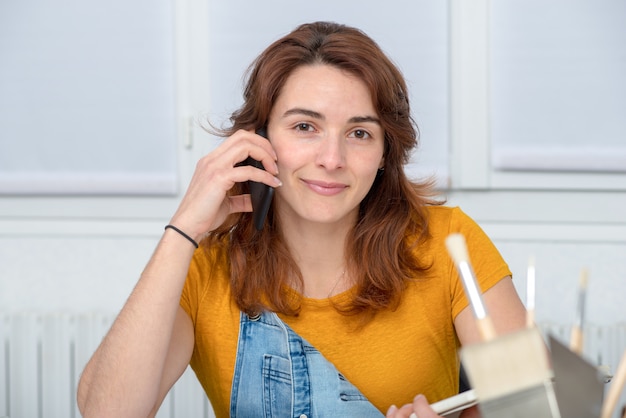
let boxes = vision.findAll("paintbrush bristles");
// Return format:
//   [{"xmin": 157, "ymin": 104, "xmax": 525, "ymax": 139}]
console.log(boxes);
[{"xmin": 445, "ymin": 233, "xmax": 470, "ymax": 265}]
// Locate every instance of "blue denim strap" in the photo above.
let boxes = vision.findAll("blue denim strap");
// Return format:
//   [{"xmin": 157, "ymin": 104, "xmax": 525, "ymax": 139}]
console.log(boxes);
[{"xmin": 287, "ymin": 324, "xmax": 312, "ymax": 417}]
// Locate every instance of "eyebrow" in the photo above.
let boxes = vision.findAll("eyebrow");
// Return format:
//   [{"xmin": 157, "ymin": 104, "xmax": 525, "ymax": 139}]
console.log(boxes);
[
  {"xmin": 282, "ymin": 108, "xmax": 381, "ymax": 125},
  {"xmin": 283, "ymin": 108, "xmax": 324, "ymax": 120},
  {"xmin": 349, "ymin": 115, "xmax": 381, "ymax": 125}
]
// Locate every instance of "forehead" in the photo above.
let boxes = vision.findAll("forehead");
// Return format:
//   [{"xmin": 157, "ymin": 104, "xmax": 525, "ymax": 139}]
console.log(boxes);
[
  {"xmin": 273, "ymin": 64, "xmax": 376, "ymax": 115},
  {"xmin": 282, "ymin": 64, "xmax": 365, "ymax": 90}
]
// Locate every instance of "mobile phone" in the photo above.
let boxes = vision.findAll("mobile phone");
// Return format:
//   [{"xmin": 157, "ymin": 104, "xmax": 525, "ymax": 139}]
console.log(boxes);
[{"xmin": 242, "ymin": 127, "xmax": 274, "ymax": 230}]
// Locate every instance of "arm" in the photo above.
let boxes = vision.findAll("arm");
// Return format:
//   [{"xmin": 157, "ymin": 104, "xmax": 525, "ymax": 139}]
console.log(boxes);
[
  {"xmin": 77, "ymin": 129, "xmax": 280, "ymax": 417},
  {"xmin": 77, "ymin": 235, "xmax": 196, "ymax": 417},
  {"xmin": 454, "ymin": 276, "xmax": 527, "ymax": 345}
]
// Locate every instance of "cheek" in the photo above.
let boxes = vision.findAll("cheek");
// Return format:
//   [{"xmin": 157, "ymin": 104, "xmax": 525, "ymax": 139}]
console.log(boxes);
[
  {"xmin": 276, "ymin": 150, "xmax": 303, "ymax": 178},
  {"xmin": 274, "ymin": 143, "xmax": 309, "ymax": 171},
  {"xmin": 357, "ymin": 152, "xmax": 385, "ymax": 177},
  {"xmin": 361, "ymin": 168, "xmax": 380, "ymax": 191}
]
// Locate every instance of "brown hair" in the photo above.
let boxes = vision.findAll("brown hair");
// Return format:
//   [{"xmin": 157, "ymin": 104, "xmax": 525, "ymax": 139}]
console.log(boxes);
[{"xmin": 205, "ymin": 21, "xmax": 442, "ymax": 317}]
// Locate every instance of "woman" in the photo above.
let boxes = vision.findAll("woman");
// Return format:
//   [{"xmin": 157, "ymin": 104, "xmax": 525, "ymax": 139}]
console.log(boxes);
[{"xmin": 77, "ymin": 21, "xmax": 527, "ymax": 418}]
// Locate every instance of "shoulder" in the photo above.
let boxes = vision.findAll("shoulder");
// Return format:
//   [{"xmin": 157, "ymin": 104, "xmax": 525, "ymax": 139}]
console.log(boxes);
[
  {"xmin": 422, "ymin": 205, "xmax": 490, "ymax": 246},
  {"xmin": 407, "ymin": 205, "xmax": 477, "ymax": 250},
  {"xmin": 424, "ymin": 205, "xmax": 474, "ymax": 230},
  {"xmin": 422, "ymin": 204, "xmax": 503, "ymax": 255},
  {"xmin": 191, "ymin": 240, "xmax": 230, "ymax": 276},
  {"xmin": 411, "ymin": 205, "xmax": 509, "ymax": 284}
]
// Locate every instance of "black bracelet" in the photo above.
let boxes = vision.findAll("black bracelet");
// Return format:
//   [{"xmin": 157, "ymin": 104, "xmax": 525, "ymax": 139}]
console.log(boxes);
[{"xmin": 164, "ymin": 224, "xmax": 199, "ymax": 249}]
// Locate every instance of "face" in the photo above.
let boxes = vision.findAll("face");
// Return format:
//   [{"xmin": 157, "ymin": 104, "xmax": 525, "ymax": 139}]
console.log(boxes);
[{"xmin": 267, "ymin": 64, "xmax": 385, "ymax": 228}]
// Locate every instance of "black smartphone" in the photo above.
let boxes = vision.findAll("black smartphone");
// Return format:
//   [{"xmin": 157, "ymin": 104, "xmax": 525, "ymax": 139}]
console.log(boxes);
[{"xmin": 242, "ymin": 127, "xmax": 274, "ymax": 230}]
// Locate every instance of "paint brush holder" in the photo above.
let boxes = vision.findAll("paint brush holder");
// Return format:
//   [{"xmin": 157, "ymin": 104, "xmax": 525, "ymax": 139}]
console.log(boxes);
[{"xmin": 459, "ymin": 327, "xmax": 561, "ymax": 417}]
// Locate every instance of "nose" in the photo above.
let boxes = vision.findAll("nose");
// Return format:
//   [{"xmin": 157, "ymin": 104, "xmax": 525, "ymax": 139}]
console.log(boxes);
[{"xmin": 315, "ymin": 132, "xmax": 346, "ymax": 170}]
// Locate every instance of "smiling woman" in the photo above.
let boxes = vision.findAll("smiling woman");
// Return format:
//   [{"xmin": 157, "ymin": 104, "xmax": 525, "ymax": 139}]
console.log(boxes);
[{"xmin": 77, "ymin": 22, "xmax": 527, "ymax": 418}]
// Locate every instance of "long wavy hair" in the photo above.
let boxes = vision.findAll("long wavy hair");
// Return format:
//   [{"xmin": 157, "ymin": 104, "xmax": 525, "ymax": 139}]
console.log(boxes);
[{"xmin": 205, "ymin": 21, "xmax": 442, "ymax": 318}]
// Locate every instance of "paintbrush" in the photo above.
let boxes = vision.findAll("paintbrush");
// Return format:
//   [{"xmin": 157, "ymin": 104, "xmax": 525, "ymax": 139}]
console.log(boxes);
[
  {"xmin": 570, "ymin": 268, "xmax": 588, "ymax": 356},
  {"xmin": 446, "ymin": 233, "xmax": 558, "ymax": 417},
  {"xmin": 601, "ymin": 349, "xmax": 626, "ymax": 418},
  {"xmin": 526, "ymin": 256, "xmax": 536, "ymax": 328},
  {"xmin": 445, "ymin": 233, "xmax": 497, "ymax": 341}
]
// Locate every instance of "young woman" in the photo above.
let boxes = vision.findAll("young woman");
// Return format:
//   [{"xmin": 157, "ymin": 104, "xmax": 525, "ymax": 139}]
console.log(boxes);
[{"xmin": 77, "ymin": 21, "xmax": 527, "ymax": 418}]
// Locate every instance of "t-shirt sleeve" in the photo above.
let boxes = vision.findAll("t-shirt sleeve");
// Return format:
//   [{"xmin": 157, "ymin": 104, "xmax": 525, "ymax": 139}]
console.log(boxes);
[
  {"xmin": 180, "ymin": 250, "xmax": 204, "ymax": 325},
  {"xmin": 447, "ymin": 207, "xmax": 512, "ymax": 319}
]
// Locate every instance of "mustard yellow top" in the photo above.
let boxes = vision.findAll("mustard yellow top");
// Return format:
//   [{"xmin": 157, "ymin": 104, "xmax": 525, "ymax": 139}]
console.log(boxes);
[{"xmin": 180, "ymin": 206, "xmax": 511, "ymax": 417}]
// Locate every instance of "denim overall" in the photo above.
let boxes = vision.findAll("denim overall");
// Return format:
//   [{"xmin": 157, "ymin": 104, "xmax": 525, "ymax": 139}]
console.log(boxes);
[{"xmin": 230, "ymin": 311, "xmax": 384, "ymax": 418}]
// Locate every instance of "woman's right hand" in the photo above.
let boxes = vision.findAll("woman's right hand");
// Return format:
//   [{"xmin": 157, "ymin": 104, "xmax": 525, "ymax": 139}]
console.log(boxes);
[{"xmin": 169, "ymin": 128, "xmax": 281, "ymax": 240}]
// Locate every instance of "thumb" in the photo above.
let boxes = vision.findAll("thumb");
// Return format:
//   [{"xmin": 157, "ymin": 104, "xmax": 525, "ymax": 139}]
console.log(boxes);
[{"xmin": 411, "ymin": 394, "xmax": 442, "ymax": 418}]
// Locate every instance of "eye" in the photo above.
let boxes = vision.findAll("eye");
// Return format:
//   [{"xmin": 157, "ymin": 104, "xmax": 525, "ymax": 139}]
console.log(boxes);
[
  {"xmin": 294, "ymin": 122, "xmax": 314, "ymax": 132},
  {"xmin": 349, "ymin": 129, "xmax": 371, "ymax": 140}
]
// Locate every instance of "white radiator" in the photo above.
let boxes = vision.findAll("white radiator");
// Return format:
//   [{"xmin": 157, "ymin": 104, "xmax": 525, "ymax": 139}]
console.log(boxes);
[
  {"xmin": 1, "ymin": 313, "xmax": 625, "ymax": 418},
  {"xmin": 0, "ymin": 313, "xmax": 214, "ymax": 418}
]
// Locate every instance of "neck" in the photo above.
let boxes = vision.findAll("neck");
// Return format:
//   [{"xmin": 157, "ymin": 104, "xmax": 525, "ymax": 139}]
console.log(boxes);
[
  {"xmin": 302, "ymin": 268, "xmax": 347, "ymax": 299},
  {"xmin": 279, "ymin": 216, "xmax": 353, "ymax": 299}
]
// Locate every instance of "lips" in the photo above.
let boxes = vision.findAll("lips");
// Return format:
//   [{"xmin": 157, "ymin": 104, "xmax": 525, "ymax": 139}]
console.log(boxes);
[{"xmin": 301, "ymin": 179, "xmax": 348, "ymax": 196}]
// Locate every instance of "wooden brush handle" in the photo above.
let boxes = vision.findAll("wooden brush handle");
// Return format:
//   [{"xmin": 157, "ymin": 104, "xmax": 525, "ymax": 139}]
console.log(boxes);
[
  {"xmin": 570, "ymin": 326, "xmax": 583, "ymax": 355},
  {"xmin": 526, "ymin": 309, "xmax": 535, "ymax": 329},
  {"xmin": 601, "ymin": 350, "xmax": 626, "ymax": 418},
  {"xmin": 476, "ymin": 316, "xmax": 497, "ymax": 342}
]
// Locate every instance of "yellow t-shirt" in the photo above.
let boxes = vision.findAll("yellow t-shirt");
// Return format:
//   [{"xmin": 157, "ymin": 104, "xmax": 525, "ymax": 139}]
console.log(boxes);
[{"xmin": 180, "ymin": 206, "xmax": 511, "ymax": 417}]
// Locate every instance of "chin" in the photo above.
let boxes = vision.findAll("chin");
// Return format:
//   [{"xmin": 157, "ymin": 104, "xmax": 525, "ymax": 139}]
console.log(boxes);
[{"xmin": 301, "ymin": 208, "xmax": 357, "ymax": 226}]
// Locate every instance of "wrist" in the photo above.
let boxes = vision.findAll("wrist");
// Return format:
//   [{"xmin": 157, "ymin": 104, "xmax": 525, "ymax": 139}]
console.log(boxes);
[{"xmin": 164, "ymin": 224, "xmax": 199, "ymax": 249}]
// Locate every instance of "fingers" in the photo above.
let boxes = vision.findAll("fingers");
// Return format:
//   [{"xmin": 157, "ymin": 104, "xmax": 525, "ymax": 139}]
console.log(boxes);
[
  {"xmin": 412, "ymin": 395, "xmax": 443, "ymax": 418},
  {"xmin": 214, "ymin": 129, "xmax": 280, "ymax": 185},
  {"xmin": 227, "ymin": 194, "xmax": 253, "ymax": 214},
  {"xmin": 386, "ymin": 403, "xmax": 414, "ymax": 418},
  {"xmin": 227, "ymin": 129, "xmax": 279, "ymax": 175},
  {"xmin": 386, "ymin": 404, "xmax": 399, "ymax": 417},
  {"xmin": 386, "ymin": 395, "xmax": 443, "ymax": 418},
  {"xmin": 169, "ymin": 129, "xmax": 280, "ymax": 236}
]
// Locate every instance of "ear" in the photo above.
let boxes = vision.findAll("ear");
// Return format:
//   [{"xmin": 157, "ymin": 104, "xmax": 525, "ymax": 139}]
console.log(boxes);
[{"xmin": 378, "ymin": 157, "xmax": 385, "ymax": 170}]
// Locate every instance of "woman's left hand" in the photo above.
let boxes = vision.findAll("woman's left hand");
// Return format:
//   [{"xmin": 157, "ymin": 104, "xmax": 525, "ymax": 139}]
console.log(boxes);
[
  {"xmin": 386, "ymin": 395, "xmax": 481, "ymax": 418},
  {"xmin": 385, "ymin": 395, "xmax": 443, "ymax": 418}
]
